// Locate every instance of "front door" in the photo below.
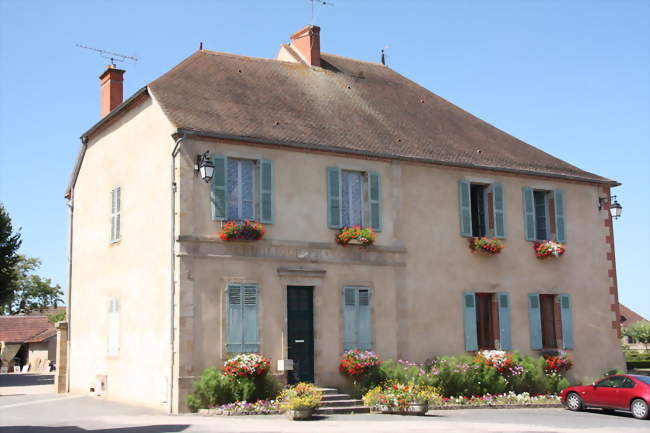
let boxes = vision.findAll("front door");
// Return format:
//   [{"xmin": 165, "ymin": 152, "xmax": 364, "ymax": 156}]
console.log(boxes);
[{"xmin": 287, "ymin": 286, "xmax": 314, "ymax": 384}]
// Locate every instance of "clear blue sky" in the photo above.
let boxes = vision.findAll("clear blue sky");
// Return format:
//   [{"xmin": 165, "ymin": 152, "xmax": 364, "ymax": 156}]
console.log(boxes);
[{"xmin": 1, "ymin": 1, "xmax": 648, "ymax": 317}]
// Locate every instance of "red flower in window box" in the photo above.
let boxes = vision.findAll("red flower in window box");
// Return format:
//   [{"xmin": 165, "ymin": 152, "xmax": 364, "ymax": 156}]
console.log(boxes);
[
  {"xmin": 534, "ymin": 240, "xmax": 565, "ymax": 258},
  {"xmin": 468, "ymin": 237, "xmax": 504, "ymax": 255},
  {"xmin": 339, "ymin": 350, "xmax": 381, "ymax": 377},
  {"xmin": 336, "ymin": 226, "xmax": 376, "ymax": 247},
  {"xmin": 219, "ymin": 220, "xmax": 265, "ymax": 241}
]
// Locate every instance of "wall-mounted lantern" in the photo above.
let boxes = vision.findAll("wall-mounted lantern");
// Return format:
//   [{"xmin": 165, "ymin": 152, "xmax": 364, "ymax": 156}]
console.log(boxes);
[
  {"xmin": 195, "ymin": 151, "xmax": 215, "ymax": 183},
  {"xmin": 598, "ymin": 195, "xmax": 623, "ymax": 220}
]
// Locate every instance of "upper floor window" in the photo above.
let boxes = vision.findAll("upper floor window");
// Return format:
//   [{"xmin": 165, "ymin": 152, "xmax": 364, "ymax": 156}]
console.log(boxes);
[
  {"xmin": 210, "ymin": 156, "xmax": 273, "ymax": 224},
  {"xmin": 110, "ymin": 186, "xmax": 121, "ymax": 243},
  {"xmin": 328, "ymin": 167, "xmax": 381, "ymax": 231},
  {"xmin": 523, "ymin": 188, "xmax": 565, "ymax": 242},
  {"xmin": 458, "ymin": 181, "xmax": 505, "ymax": 239}
]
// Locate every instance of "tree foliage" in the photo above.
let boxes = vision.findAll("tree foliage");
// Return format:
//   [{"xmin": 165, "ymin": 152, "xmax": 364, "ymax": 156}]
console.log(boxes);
[
  {"xmin": 622, "ymin": 320, "xmax": 650, "ymax": 351},
  {"xmin": 2, "ymin": 255, "xmax": 63, "ymax": 315},
  {"xmin": 48, "ymin": 310, "xmax": 66, "ymax": 324},
  {"xmin": 0, "ymin": 203, "xmax": 22, "ymax": 307}
]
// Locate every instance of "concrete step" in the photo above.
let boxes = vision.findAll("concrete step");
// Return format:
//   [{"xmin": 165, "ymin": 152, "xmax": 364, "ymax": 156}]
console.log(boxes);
[
  {"xmin": 319, "ymin": 399, "xmax": 364, "ymax": 408},
  {"xmin": 315, "ymin": 405, "xmax": 370, "ymax": 415},
  {"xmin": 321, "ymin": 393, "xmax": 353, "ymax": 401},
  {"xmin": 316, "ymin": 387, "xmax": 339, "ymax": 395}
]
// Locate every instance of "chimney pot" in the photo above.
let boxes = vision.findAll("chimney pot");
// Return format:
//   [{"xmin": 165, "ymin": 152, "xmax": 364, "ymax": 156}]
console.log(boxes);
[
  {"xmin": 99, "ymin": 66, "xmax": 125, "ymax": 117},
  {"xmin": 290, "ymin": 25, "xmax": 321, "ymax": 67}
]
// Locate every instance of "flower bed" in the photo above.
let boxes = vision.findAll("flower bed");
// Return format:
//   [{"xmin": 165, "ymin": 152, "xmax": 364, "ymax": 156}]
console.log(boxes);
[
  {"xmin": 474, "ymin": 350, "xmax": 524, "ymax": 377},
  {"xmin": 364, "ymin": 383, "xmax": 442, "ymax": 414},
  {"xmin": 198, "ymin": 400, "xmax": 279, "ymax": 416},
  {"xmin": 223, "ymin": 353, "xmax": 270, "ymax": 377},
  {"xmin": 336, "ymin": 226, "xmax": 375, "ymax": 247},
  {"xmin": 534, "ymin": 240, "xmax": 565, "ymax": 258},
  {"xmin": 468, "ymin": 237, "xmax": 504, "ymax": 255},
  {"xmin": 433, "ymin": 392, "xmax": 561, "ymax": 408},
  {"xmin": 220, "ymin": 220, "xmax": 265, "ymax": 241},
  {"xmin": 339, "ymin": 350, "xmax": 382, "ymax": 377},
  {"xmin": 543, "ymin": 350, "xmax": 573, "ymax": 375}
]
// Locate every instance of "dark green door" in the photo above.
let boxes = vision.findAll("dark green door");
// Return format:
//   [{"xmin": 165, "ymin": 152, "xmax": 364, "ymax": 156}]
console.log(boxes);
[{"xmin": 287, "ymin": 286, "xmax": 314, "ymax": 384}]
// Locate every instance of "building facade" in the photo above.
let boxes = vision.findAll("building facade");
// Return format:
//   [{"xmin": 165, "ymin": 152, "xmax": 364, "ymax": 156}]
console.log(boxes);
[{"xmin": 65, "ymin": 26, "xmax": 625, "ymax": 413}]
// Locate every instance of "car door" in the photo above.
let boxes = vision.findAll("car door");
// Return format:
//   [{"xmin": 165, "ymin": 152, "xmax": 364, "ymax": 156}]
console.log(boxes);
[
  {"xmin": 588, "ymin": 377, "xmax": 618, "ymax": 406},
  {"xmin": 615, "ymin": 377, "xmax": 637, "ymax": 410},
  {"xmin": 597, "ymin": 376, "xmax": 626, "ymax": 408}
]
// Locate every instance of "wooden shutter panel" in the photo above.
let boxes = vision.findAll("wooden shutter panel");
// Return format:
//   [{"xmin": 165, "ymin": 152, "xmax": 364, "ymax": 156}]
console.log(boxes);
[
  {"xmin": 498, "ymin": 292, "xmax": 512, "ymax": 350},
  {"xmin": 358, "ymin": 289, "xmax": 372, "ymax": 350},
  {"xmin": 522, "ymin": 187, "xmax": 536, "ymax": 241},
  {"xmin": 111, "ymin": 189, "xmax": 116, "ymax": 242},
  {"xmin": 226, "ymin": 285, "xmax": 243, "ymax": 353},
  {"xmin": 211, "ymin": 155, "xmax": 227, "ymax": 220},
  {"xmin": 343, "ymin": 287, "xmax": 357, "ymax": 350},
  {"xmin": 463, "ymin": 292, "xmax": 478, "ymax": 351},
  {"xmin": 528, "ymin": 294, "xmax": 542, "ymax": 350},
  {"xmin": 328, "ymin": 167, "xmax": 342, "ymax": 229},
  {"xmin": 492, "ymin": 184, "xmax": 505, "ymax": 239},
  {"xmin": 115, "ymin": 187, "xmax": 121, "ymax": 240},
  {"xmin": 368, "ymin": 172, "xmax": 382, "ymax": 232},
  {"xmin": 559, "ymin": 294, "xmax": 573, "ymax": 349},
  {"xmin": 459, "ymin": 181, "xmax": 472, "ymax": 237},
  {"xmin": 259, "ymin": 160, "xmax": 274, "ymax": 224},
  {"xmin": 554, "ymin": 190, "xmax": 566, "ymax": 243},
  {"xmin": 242, "ymin": 285, "xmax": 259, "ymax": 352}
]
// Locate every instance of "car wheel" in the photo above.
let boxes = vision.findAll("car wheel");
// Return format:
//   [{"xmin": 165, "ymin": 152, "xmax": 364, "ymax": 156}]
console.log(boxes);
[
  {"xmin": 566, "ymin": 393, "xmax": 583, "ymax": 412},
  {"xmin": 630, "ymin": 399, "xmax": 649, "ymax": 420}
]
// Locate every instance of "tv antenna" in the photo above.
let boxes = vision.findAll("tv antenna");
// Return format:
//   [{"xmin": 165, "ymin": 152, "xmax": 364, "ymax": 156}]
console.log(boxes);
[
  {"xmin": 307, "ymin": 0, "xmax": 334, "ymax": 25},
  {"xmin": 381, "ymin": 46, "xmax": 389, "ymax": 66},
  {"xmin": 76, "ymin": 44, "xmax": 139, "ymax": 68}
]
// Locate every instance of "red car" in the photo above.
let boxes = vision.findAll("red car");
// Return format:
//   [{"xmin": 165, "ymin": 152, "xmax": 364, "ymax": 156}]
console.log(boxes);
[{"xmin": 560, "ymin": 374, "xmax": 650, "ymax": 420}]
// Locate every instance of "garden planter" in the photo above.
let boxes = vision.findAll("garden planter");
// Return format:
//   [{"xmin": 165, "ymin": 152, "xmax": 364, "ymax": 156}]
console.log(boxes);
[
  {"xmin": 407, "ymin": 403, "xmax": 429, "ymax": 415},
  {"xmin": 287, "ymin": 408, "xmax": 313, "ymax": 420}
]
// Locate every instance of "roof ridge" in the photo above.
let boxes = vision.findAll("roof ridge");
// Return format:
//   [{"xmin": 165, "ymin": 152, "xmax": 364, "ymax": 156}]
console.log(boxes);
[{"xmin": 320, "ymin": 51, "xmax": 386, "ymax": 67}]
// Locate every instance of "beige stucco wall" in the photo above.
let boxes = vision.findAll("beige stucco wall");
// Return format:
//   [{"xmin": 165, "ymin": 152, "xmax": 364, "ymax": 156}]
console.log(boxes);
[
  {"xmin": 69, "ymin": 95, "xmax": 175, "ymax": 411},
  {"xmin": 27, "ymin": 337, "xmax": 56, "ymax": 365}
]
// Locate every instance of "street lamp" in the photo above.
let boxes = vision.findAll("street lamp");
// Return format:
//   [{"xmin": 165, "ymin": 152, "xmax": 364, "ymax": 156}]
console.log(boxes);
[
  {"xmin": 598, "ymin": 195, "xmax": 623, "ymax": 220},
  {"xmin": 195, "ymin": 151, "xmax": 215, "ymax": 183}
]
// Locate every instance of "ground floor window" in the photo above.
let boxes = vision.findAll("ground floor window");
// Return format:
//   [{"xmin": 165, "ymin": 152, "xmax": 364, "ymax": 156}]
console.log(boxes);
[
  {"xmin": 528, "ymin": 293, "xmax": 573, "ymax": 350},
  {"xmin": 226, "ymin": 284, "xmax": 259, "ymax": 353},
  {"xmin": 463, "ymin": 291, "xmax": 511, "ymax": 351},
  {"xmin": 343, "ymin": 287, "xmax": 372, "ymax": 351},
  {"xmin": 476, "ymin": 293, "xmax": 496, "ymax": 350}
]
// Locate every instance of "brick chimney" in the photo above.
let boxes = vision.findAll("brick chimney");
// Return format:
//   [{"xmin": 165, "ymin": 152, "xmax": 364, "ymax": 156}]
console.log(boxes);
[
  {"xmin": 99, "ymin": 66, "xmax": 125, "ymax": 117},
  {"xmin": 290, "ymin": 25, "xmax": 321, "ymax": 67}
]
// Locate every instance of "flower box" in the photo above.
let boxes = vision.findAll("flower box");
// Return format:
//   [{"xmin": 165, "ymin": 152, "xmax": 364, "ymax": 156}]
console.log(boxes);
[
  {"xmin": 534, "ymin": 241, "xmax": 565, "ymax": 258},
  {"xmin": 468, "ymin": 237, "xmax": 504, "ymax": 255},
  {"xmin": 220, "ymin": 220, "xmax": 265, "ymax": 241},
  {"xmin": 336, "ymin": 226, "xmax": 375, "ymax": 247}
]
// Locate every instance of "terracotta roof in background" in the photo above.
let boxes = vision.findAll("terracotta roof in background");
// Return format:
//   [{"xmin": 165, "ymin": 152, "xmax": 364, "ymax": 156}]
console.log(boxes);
[
  {"xmin": 0, "ymin": 316, "xmax": 56, "ymax": 343},
  {"xmin": 148, "ymin": 50, "xmax": 614, "ymax": 184},
  {"xmin": 619, "ymin": 304, "xmax": 647, "ymax": 326}
]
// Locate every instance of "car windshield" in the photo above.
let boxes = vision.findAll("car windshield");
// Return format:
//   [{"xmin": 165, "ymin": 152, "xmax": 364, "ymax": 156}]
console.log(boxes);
[{"xmin": 632, "ymin": 375, "xmax": 650, "ymax": 386}]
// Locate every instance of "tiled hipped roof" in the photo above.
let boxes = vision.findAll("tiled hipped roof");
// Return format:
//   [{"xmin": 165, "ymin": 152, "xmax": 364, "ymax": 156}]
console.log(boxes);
[
  {"xmin": 148, "ymin": 50, "xmax": 613, "ymax": 184},
  {"xmin": 619, "ymin": 304, "xmax": 647, "ymax": 326},
  {"xmin": 0, "ymin": 316, "xmax": 56, "ymax": 343}
]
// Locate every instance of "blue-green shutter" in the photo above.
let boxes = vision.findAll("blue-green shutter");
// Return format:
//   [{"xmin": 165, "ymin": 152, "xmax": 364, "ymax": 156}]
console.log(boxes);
[
  {"xmin": 259, "ymin": 160, "xmax": 274, "ymax": 224},
  {"xmin": 211, "ymin": 155, "xmax": 227, "ymax": 220},
  {"xmin": 463, "ymin": 292, "xmax": 478, "ymax": 351},
  {"xmin": 459, "ymin": 180, "xmax": 472, "ymax": 237},
  {"xmin": 343, "ymin": 287, "xmax": 357, "ymax": 350},
  {"xmin": 358, "ymin": 289, "xmax": 372, "ymax": 350},
  {"xmin": 528, "ymin": 294, "xmax": 542, "ymax": 350},
  {"xmin": 242, "ymin": 285, "xmax": 259, "ymax": 352},
  {"xmin": 498, "ymin": 292, "xmax": 512, "ymax": 350},
  {"xmin": 327, "ymin": 167, "xmax": 342, "ymax": 228},
  {"xmin": 554, "ymin": 190, "xmax": 566, "ymax": 243},
  {"xmin": 522, "ymin": 187, "xmax": 535, "ymax": 241},
  {"xmin": 493, "ymin": 184, "xmax": 505, "ymax": 239},
  {"xmin": 226, "ymin": 285, "xmax": 243, "ymax": 353},
  {"xmin": 368, "ymin": 172, "xmax": 382, "ymax": 232},
  {"xmin": 560, "ymin": 294, "xmax": 573, "ymax": 349}
]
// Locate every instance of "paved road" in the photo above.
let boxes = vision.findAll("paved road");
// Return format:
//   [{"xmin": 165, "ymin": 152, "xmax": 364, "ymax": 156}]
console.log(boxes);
[
  {"xmin": 0, "ymin": 373, "xmax": 54, "ymax": 396},
  {"xmin": 0, "ymin": 392, "xmax": 648, "ymax": 433}
]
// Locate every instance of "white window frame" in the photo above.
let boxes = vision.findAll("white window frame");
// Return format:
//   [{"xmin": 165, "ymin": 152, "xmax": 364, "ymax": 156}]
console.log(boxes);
[
  {"xmin": 341, "ymin": 170, "xmax": 367, "ymax": 228},
  {"xmin": 228, "ymin": 158, "xmax": 257, "ymax": 221},
  {"xmin": 110, "ymin": 186, "xmax": 121, "ymax": 243}
]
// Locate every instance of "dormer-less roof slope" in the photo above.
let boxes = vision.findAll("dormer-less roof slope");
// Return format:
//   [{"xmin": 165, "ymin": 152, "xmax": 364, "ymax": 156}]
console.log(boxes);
[
  {"xmin": 0, "ymin": 316, "xmax": 56, "ymax": 343},
  {"xmin": 147, "ymin": 50, "xmax": 613, "ymax": 184}
]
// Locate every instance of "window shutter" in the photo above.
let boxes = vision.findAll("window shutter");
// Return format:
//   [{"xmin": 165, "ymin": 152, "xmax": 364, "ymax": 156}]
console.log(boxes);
[
  {"xmin": 498, "ymin": 292, "xmax": 512, "ymax": 350},
  {"xmin": 211, "ymin": 155, "xmax": 227, "ymax": 220},
  {"xmin": 108, "ymin": 298, "xmax": 119, "ymax": 355},
  {"xmin": 492, "ymin": 184, "xmax": 505, "ymax": 239},
  {"xmin": 559, "ymin": 294, "xmax": 573, "ymax": 349},
  {"xmin": 522, "ymin": 187, "xmax": 535, "ymax": 241},
  {"xmin": 111, "ymin": 189, "xmax": 116, "ymax": 242},
  {"xmin": 459, "ymin": 181, "xmax": 472, "ymax": 237},
  {"xmin": 357, "ymin": 289, "xmax": 372, "ymax": 350},
  {"xmin": 463, "ymin": 292, "xmax": 478, "ymax": 351},
  {"xmin": 242, "ymin": 285, "xmax": 259, "ymax": 352},
  {"xmin": 368, "ymin": 172, "xmax": 382, "ymax": 232},
  {"xmin": 226, "ymin": 285, "xmax": 243, "ymax": 353},
  {"xmin": 343, "ymin": 287, "xmax": 357, "ymax": 350},
  {"xmin": 328, "ymin": 167, "xmax": 342, "ymax": 229},
  {"xmin": 528, "ymin": 294, "xmax": 542, "ymax": 350},
  {"xmin": 259, "ymin": 160, "xmax": 274, "ymax": 224},
  {"xmin": 554, "ymin": 190, "xmax": 566, "ymax": 243},
  {"xmin": 115, "ymin": 187, "xmax": 121, "ymax": 240}
]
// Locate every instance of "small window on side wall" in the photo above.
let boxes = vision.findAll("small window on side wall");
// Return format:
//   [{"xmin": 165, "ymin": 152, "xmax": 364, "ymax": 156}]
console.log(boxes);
[
  {"xmin": 459, "ymin": 181, "xmax": 505, "ymax": 239},
  {"xmin": 110, "ymin": 187, "xmax": 121, "ymax": 243}
]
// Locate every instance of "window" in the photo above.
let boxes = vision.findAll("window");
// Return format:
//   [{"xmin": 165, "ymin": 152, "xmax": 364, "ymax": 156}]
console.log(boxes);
[
  {"xmin": 108, "ymin": 298, "xmax": 119, "ymax": 356},
  {"xmin": 522, "ymin": 188, "xmax": 565, "ymax": 242},
  {"xmin": 463, "ymin": 292, "xmax": 511, "ymax": 351},
  {"xmin": 328, "ymin": 168, "xmax": 381, "ymax": 231},
  {"xmin": 211, "ymin": 156, "xmax": 273, "ymax": 223},
  {"xmin": 110, "ymin": 187, "xmax": 121, "ymax": 242},
  {"xmin": 226, "ymin": 284, "xmax": 259, "ymax": 353},
  {"xmin": 597, "ymin": 376, "xmax": 626, "ymax": 388},
  {"xmin": 621, "ymin": 377, "xmax": 635, "ymax": 389},
  {"xmin": 475, "ymin": 293, "xmax": 495, "ymax": 349},
  {"xmin": 458, "ymin": 181, "xmax": 505, "ymax": 239},
  {"xmin": 539, "ymin": 294, "xmax": 557, "ymax": 349},
  {"xmin": 528, "ymin": 293, "xmax": 573, "ymax": 350},
  {"xmin": 343, "ymin": 287, "xmax": 372, "ymax": 350}
]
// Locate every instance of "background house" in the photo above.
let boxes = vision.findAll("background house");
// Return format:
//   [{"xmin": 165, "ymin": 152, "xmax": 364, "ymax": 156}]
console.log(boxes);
[
  {"xmin": 0, "ymin": 315, "xmax": 57, "ymax": 373},
  {"xmin": 620, "ymin": 303, "xmax": 649, "ymax": 352}
]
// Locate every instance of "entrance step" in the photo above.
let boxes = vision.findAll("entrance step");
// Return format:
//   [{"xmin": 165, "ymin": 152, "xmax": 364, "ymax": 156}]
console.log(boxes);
[
  {"xmin": 321, "ymin": 393, "xmax": 355, "ymax": 401},
  {"xmin": 315, "ymin": 405, "xmax": 370, "ymax": 414},
  {"xmin": 316, "ymin": 387, "xmax": 339, "ymax": 395},
  {"xmin": 319, "ymin": 399, "xmax": 365, "ymax": 408},
  {"xmin": 315, "ymin": 387, "xmax": 370, "ymax": 414}
]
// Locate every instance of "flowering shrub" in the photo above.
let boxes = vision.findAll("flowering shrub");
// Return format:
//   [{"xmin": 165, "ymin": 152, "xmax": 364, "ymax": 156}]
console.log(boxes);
[
  {"xmin": 339, "ymin": 350, "xmax": 382, "ymax": 377},
  {"xmin": 223, "ymin": 354, "xmax": 270, "ymax": 377},
  {"xmin": 468, "ymin": 237, "xmax": 504, "ymax": 254},
  {"xmin": 543, "ymin": 350, "xmax": 573, "ymax": 374},
  {"xmin": 206, "ymin": 400, "xmax": 279, "ymax": 415},
  {"xmin": 220, "ymin": 220, "xmax": 265, "ymax": 241},
  {"xmin": 336, "ymin": 226, "xmax": 375, "ymax": 247},
  {"xmin": 440, "ymin": 392, "xmax": 560, "ymax": 407},
  {"xmin": 277, "ymin": 382, "xmax": 323, "ymax": 410},
  {"xmin": 534, "ymin": 240, "xmax": 565, "ymax": 258},
  {"xmin": 364, "ymin": 383, "xmax": 442, "ymax": 411},
  {"xmin": 474, "ymin": 350, "xmax": 524, "ymax": 377}
]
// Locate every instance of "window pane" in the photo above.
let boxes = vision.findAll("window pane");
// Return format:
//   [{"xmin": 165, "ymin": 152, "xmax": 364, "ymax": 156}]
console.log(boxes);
[
  {"xmin": 533, "ymin": 191, "xmax": 548, "ymax": 240},
  {"xmin": 540, "ymin": 294, "xmax": 557, "ymax": 348},
  {"xmin": 341, "ymin": 171, "xmax": 363, "ymax": 227},
  {"xmin": 475, "ymin": 293, "xmax": 494, "ymax": 349},
  {"xmin": 227, "ymin": 159, "xmax": 240, "ymax": 220},
  {"xmin": 470, "ymin": 184, "xmax": 486, "ymax": 237},
  {"xmin": 240, "ymin": 160, "xmax": 255, "ymax": 220}
]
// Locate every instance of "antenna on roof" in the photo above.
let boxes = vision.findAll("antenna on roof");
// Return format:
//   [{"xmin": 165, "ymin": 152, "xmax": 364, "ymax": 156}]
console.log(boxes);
[
  {"xmin": 381, "ymin": 46, "xmax": 389, "ymax": 66},
  {"xmin": 307, "ymin": 0, "xmax": 334, "ymax": 25},
  {"xmin": 76, "ymin": 44, "xmax": 139, "ymax": 68}
]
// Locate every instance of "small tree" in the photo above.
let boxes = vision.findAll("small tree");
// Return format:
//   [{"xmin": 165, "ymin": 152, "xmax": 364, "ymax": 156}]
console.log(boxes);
[
  {"xmin": 622, "ymin": 321, "xmax": 650, "ymax": 352},
  {"xmin": 0, "ymin": 203, "xmax": 22, "ymax": 307},
  {"xmin": 2, "ymin": 256, "xmax": 63, "ymax": 315}
]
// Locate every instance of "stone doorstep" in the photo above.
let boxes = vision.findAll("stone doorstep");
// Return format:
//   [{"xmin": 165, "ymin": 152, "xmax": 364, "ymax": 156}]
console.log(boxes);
[
  {"xmin": 321, "ymin": 393, "xmax": 353, "ymax": 401},
  {"xmin": 315, "ymin": 387, "xmax": 339, "ymax": 395},
  {"xmin": 319, "ymin": 399, "xmax": 365, "ymax": 408},
  {"xmin": 315, "ymin": 405, "xmax": 371, "ymax": 414}
]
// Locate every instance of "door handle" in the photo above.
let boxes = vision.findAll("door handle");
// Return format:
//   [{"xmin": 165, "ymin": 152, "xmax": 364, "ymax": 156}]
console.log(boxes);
[{"xmin": 294, "ymin": 339, "xmax": 305, "ymax": 343}]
